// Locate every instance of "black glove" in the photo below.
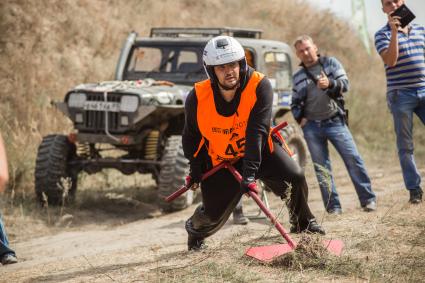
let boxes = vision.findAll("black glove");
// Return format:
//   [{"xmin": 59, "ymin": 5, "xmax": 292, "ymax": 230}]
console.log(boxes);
[
  {"xmin": 240, "ymin": 176, "xmax": 257, "ymax": 194},
  {"xmin": 187, "ymin": 161, "xmax": 202, "ymax": 189}
]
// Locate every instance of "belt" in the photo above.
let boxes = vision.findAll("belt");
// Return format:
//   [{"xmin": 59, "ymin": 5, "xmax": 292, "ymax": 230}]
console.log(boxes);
[{"xmin": 312, "ymin": 114, "xmax": 342, "ymax": 124}]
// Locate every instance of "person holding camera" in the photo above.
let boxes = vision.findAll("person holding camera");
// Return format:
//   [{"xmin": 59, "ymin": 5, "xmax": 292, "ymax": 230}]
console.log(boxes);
[
  {"xmin": 375, "ymin": 0, "xmax": 425, "ymax": 204},
  {"xmin": 291, "ymin": 35, "xmax": 376, "ymax": 215},
  {"xmin": 0, "ymin": 133, "xmax": 18, "ymax": 265}
]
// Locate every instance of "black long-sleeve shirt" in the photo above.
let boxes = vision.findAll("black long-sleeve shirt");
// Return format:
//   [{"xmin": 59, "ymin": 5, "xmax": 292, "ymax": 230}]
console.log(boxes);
[{"xmin": 182, "ymin": 67, "xmax": 274, "ymax": 181}]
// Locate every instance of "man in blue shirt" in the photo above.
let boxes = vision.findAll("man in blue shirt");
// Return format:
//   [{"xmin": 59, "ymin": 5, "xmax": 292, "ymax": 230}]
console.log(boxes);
[
  {"xmin": 375, "ymin": 0, "xmax": 425, "ymax": 204},
  {"xmin": 291, "ymin": 35, "xmax": 376, "ymax": 214}
]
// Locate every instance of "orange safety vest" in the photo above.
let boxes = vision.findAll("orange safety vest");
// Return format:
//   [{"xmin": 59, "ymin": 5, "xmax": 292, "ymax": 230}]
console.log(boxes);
[{"xmin": 193, "ymin": 71, "xmax": 276, "ymax": 166}]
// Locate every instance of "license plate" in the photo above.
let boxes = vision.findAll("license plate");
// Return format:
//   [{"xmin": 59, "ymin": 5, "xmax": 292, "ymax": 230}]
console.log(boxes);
[{"xmin": 83, "ymin": 101, "xmax": 120, "ymax": 112}]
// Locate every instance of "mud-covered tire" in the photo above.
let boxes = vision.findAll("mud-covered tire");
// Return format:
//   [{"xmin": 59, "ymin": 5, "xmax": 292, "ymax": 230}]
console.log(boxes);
[
  {"xmin": 157, "ymin": 135, "xmax": 196, "ymax": 213},
  {"xmin": 280, "ymin": 124, "xmax": 307, "ymax": 168},
  {"xmin": 35, "ymin": 135, "xmax": 77, "ymax": 206}
]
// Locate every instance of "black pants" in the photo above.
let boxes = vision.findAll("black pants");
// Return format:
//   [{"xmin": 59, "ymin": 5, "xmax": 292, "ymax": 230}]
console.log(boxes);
[{"xmin": 185, "ymin": 141, "xmax": 315, "ymax": 239}]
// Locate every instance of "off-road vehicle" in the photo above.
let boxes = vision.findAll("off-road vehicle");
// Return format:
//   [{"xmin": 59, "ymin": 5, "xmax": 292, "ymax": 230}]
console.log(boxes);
[{"xmin": 34, "ymin": 27, "xmax": 307, "ymax": 212}]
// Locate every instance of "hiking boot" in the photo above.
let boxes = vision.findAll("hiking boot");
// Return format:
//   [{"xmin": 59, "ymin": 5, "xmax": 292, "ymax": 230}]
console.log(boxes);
[
  {"xmin": 327, "ymin": 208, "xmax": 342, "ymax": 215},
  {"xmin": 290, "ymin": 219, "xmax": 326, "ymax": 235},
  {"xmin": 305, "ymin": 219, "xmax": 326, "ymax": 235},
  {"xmin": 362, "ymin": 200, "xmax": 377, "ymax": 212},
  {"xmin": 233, "ymin": 207, "xmax": 249, "ymax": 225},
  {"xmin": 409, "ymin": 189, "xmax": 423, "ymax": 204},
  {"xmin": 188, "ymin": 235, "xmax": 206, "ymax": 251},
  {"xmin": 1, "ymin": 253, "xmax": 18, "ymax": 265}
]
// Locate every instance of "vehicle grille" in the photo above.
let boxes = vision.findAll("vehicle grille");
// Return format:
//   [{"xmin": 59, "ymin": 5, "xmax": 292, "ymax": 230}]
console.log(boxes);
[
  {"xmin": 84, "ymin": 111, "xmax": 120, "ymax": 132},
  {"xmin": 83, "ymin": 93, "xmax": 121, "ymax": 132}
]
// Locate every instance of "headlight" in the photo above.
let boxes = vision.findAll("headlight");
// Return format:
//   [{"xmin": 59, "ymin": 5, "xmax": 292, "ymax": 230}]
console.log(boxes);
[
  {"xmin": 120, "ymin": 95, "xmax": 139, "ymax": 112},
  {"xmin": 156, "ymin": 92, "xmax": 172, "ymax": 104},
  {"xmin": 75, "ymin": 113, "xmax": 84, "ymax": 123},
  {"xmin": 68, "ymin": 93, "xmax": 87, "ymax": 108}
]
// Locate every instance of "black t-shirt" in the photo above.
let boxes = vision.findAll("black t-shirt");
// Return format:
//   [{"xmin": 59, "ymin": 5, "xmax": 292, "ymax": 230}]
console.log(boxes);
[{"xmin": 182, "ymin": 67, "xmax": 273, "ymax": 180}]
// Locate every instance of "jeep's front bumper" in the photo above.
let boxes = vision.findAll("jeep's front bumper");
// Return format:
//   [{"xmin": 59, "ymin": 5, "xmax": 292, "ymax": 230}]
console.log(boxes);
[{"xmin": 72, "ymin": 132, "xmax": 142, "ymax": 145}]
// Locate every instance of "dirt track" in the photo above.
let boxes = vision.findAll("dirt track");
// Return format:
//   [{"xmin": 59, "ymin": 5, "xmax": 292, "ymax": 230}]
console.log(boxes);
[{"xmin": 1, "ymin": 157, "xmax": 424, "ymax": 282}]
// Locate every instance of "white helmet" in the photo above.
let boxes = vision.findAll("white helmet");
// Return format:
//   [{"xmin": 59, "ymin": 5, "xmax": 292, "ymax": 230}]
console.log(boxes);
[
  {"xmin": 202, "ymin": 36, "xmax": 248, "ymax": 85},
  {"xmin": 203, "ymin": 36, "xmax": 245, "ymax": 66}
]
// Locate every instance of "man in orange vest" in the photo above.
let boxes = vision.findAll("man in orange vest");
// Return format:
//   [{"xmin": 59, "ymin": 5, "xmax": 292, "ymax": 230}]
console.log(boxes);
[{"xmin": 182, "ymin": 36, "xmax": 325, "ymax": 251}]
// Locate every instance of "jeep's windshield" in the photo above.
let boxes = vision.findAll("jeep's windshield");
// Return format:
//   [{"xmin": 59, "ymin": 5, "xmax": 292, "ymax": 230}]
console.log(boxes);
[
  {"xmin": 264, "ymin": 52, "xmax": 292, "ymax": 91},
  {"xmin": 125, "ymin": 45, "xmax": 207, "ymax": 85}
]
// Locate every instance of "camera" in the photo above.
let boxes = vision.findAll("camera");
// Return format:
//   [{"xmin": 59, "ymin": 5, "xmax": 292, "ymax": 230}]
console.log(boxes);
[{"xmin": 391, "ymin": 4, "xmax": 415, "ymax": 28}]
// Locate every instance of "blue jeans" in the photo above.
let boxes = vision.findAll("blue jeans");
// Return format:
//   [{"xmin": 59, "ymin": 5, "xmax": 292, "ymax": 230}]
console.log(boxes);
[
  {"xmin": 387, "ymin": 87, "xmax": 425, "ymax": 191},
  {"xmin": 302, "ymin": 115, "xmax": 376, "ymax": 211},
  {"xmin": 0, "ymin": 213, "xmax": 15, "ymax": 258}
]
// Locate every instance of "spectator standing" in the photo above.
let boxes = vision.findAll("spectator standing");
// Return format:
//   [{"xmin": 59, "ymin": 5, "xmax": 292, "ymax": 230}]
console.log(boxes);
[
  {"xmin": 291, "ymin": 35, "xmax": 377, "ymax": 214},
  {"xmin": 375, "ymin": 0, "xmax": 424, "ymax": 203}
]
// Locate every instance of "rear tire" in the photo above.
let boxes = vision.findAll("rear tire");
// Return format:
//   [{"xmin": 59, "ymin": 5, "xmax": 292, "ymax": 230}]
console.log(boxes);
[
  {"xmin": 157, "ymin": 135, "xmax": 196, "ymax": 212},
  {"xmin": 34, "ymin": 135, "xmax": 77, "ymax": 206}
]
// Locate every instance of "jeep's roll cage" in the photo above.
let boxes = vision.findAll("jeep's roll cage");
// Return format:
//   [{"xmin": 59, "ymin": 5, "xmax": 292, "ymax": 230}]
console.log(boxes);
[{"xmin": 149, "ymin": 27, "xmax": 263, "ymax": 39}]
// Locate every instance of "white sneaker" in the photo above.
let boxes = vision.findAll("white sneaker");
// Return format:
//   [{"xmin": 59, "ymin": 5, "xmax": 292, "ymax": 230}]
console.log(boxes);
[
  {"xmin": 362, "ymin": 201, "xmax": 377, "ymax": 212},
  {"xmin": 1, "ymin": 253, "xmax": 18, "ymax": 265}
]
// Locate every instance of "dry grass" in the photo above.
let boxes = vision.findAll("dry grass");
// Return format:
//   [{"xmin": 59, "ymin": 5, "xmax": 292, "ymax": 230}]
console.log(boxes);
[{"xmin": 128, "ymin": 202, "xmax": 424, "ymax": 283}]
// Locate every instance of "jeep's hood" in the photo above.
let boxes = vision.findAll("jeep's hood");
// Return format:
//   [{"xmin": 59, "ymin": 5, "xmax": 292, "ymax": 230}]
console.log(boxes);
[{"xmin": 71, "ymin": 79, "xmax": 192, "ymax": 105}]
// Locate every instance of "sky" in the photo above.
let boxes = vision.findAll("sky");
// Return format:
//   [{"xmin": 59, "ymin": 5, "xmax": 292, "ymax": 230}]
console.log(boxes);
[{"xmin": 305, "ymin": 0, "xmax": 425, "ymax": 35}]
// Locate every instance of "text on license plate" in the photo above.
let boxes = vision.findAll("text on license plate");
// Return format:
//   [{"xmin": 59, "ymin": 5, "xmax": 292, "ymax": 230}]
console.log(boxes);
[{"xmin": 83, "ymin": 101, "xmax": 120, "ymax": 112}]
